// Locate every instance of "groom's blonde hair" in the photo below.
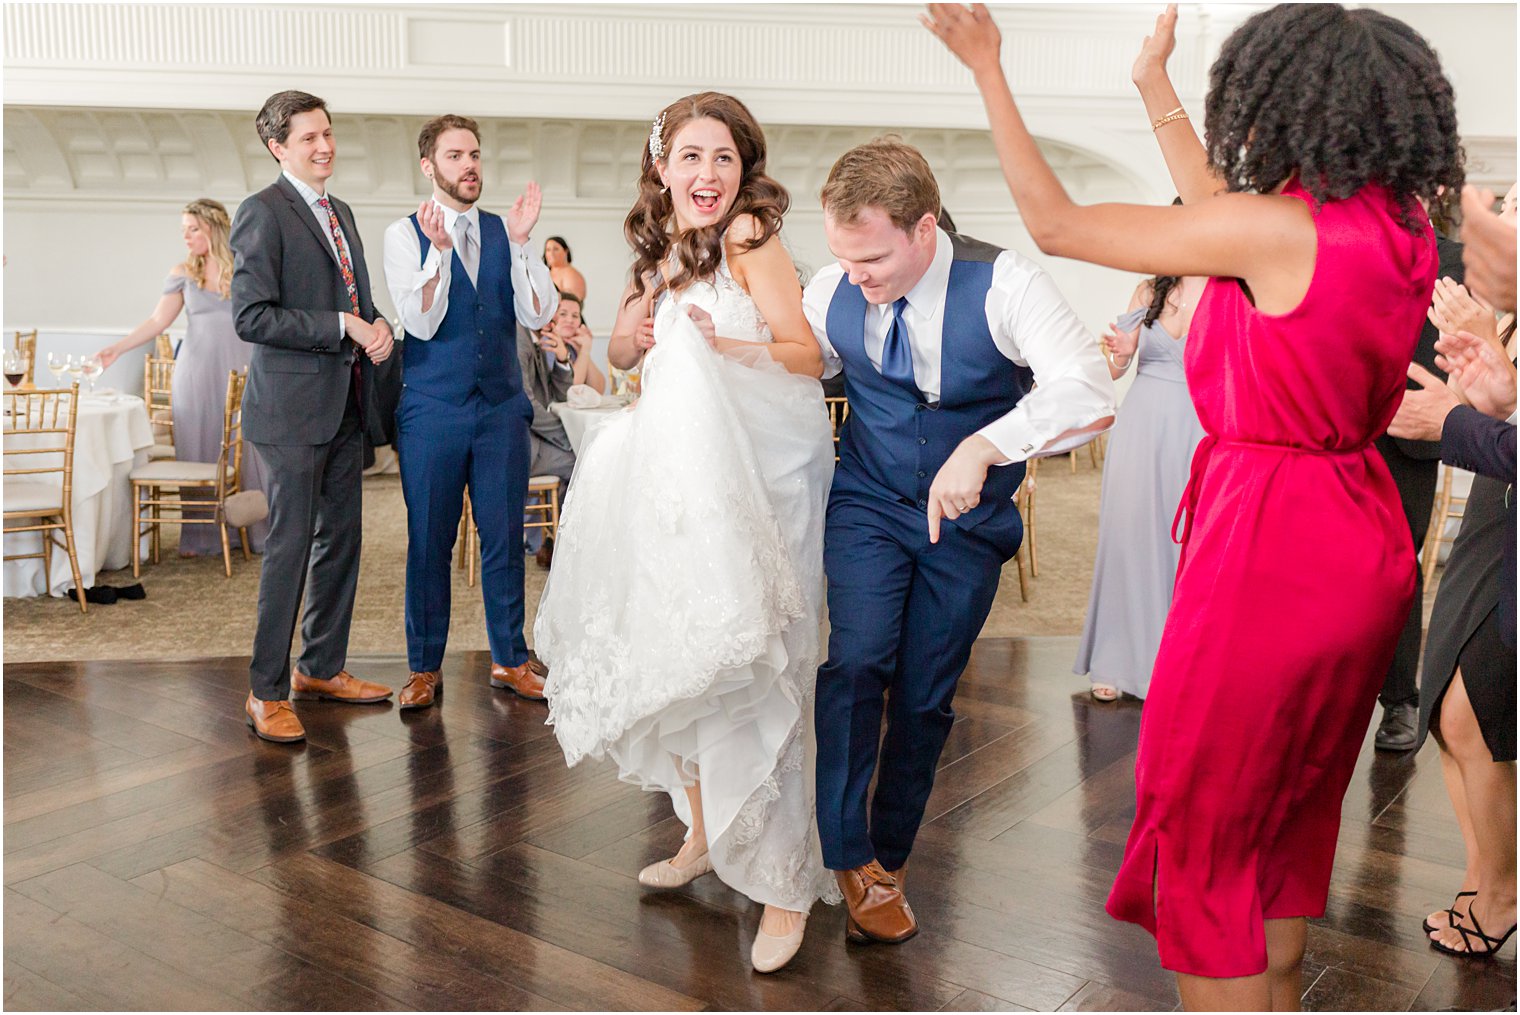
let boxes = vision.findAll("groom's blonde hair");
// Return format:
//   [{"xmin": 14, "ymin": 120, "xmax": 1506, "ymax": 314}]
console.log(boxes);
[{"xmin": 821, "ymin": 137, "xmax": 941, "ymax": 234}]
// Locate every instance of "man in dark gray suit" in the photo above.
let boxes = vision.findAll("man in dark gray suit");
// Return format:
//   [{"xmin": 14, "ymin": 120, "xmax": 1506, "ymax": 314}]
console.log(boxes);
[{"xmin": 231, "ymin": 90, "xmax": 396, "ymax": 743}]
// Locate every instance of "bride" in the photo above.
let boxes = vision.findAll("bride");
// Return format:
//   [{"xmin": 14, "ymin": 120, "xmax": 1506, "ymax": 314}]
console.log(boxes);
[{"xmin": 534, "ymin": 92, "xmax": 837, "ymax": 973}]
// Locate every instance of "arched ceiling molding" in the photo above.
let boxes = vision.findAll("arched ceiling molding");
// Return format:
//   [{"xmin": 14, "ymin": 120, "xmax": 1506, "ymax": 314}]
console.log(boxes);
[{"xmin": 2, "ymin": 106, "xmax": 1151, "ymax": 215}]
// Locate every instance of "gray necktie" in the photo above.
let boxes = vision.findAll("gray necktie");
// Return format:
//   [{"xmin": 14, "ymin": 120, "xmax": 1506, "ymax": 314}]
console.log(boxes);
[{"xmin": 454, "ymin": 217, "xmax": 478, "ymax": 287}]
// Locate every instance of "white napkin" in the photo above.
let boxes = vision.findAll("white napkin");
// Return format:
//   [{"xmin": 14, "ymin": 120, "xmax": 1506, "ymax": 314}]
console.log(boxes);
[{"xmin": 565, "ymin": 384, "xmax": 603, "ymax": 409}]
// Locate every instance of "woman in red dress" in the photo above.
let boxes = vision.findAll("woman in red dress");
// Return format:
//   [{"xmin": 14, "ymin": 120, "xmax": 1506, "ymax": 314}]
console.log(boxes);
[{"xmin": 925, "ymin": 3, "xmax": 1462, "ymax": 1009}]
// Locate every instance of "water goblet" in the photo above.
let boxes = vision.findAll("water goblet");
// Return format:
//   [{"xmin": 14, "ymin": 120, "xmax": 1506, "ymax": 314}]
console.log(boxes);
[{"xmin": 81, "ymin": 355, "xmax": 104, "ymax": 394}]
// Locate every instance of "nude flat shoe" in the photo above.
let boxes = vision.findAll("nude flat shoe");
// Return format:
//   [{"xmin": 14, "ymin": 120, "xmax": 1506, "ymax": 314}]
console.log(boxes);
[
  {"xmin": 751, "ymin": 914, "xmax": 807, "ymax": 973},
  {"xmin": 637, "ymin": 849, "xmax": 712, "ymax": 888}
]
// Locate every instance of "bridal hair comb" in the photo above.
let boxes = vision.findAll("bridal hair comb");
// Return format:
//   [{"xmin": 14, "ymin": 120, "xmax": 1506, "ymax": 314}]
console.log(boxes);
[{"xmin": 648, "ymin": 111, "xmax": 667, "ymax": 162}]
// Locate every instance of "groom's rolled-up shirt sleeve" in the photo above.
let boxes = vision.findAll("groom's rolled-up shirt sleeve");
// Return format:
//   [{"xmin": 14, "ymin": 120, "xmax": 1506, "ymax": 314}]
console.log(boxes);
[
  {"xmin": 803, "ymin": 264, "xmax": 846, "ymax": 379},
  {"xmin": 976, "ymin": 254, "xmax": 1116, "ymax": 465}
]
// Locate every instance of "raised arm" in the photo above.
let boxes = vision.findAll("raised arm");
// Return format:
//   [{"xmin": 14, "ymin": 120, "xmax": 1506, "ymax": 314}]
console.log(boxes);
[
  {"xmin": 923, "ymin": 3, "xmax": 1316, "ymax": 315},
  {"xmin": 1131, "ymin": 5, "xmax": 1223, "ymax": 205},
  {"xmin": 725, "ymin": 219, "xmax": 824, "ymax": 378},
  {"xmin": 97, "ymin": 275, "xmax": 186, "ymax": 368}
]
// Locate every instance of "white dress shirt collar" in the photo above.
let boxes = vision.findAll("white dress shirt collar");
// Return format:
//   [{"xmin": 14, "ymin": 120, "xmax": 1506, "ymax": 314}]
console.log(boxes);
[
  {"xmin": 900, "ymin": 227, "xmax": 953, "ymax": 318},
  {"xmin": 282, "ymin": 169, "xmax": 327, "ymax": 206},
  {"xmin": 434, "ymin": 199, "xmax": 480, "ymax": 239}
]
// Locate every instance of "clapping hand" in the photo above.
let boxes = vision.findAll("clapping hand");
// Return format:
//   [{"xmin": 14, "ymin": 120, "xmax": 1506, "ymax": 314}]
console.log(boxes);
[
  {"xmin": 922, "ymin": 4, "xmax": 1003, "ymax": 75},
  {"xmin": 1461, "ymin": 185, "xmax": 1518, "ymax": 313},
  {"xmin": 416, "ymin": 200, "xmax": 452, "ymax": 251},
  {"xmin": 538, "ymin": 328, "xmax": 571, "ymax": 363},
  {"xmin": 1388, "ymin": 363, "xmax": 1460, "ymax": 442},
  {"xmin": 507, "ymin": 181, "xmax": 543, "ymax": 246},
  {"xmin": 1101, "ymin": 320, "xmax": 1140, "ymax": 367},
  {"xmin": 1427, "ymin": 276, "xmax": 1496, "ymax": 345},
  {"xmin": 1132, "ymin": 4, "xmax": 1179, "ymax": 86},
  {"xmin": 1436, "ymin": 328, "xmax": 1517, "ymax": 420}
]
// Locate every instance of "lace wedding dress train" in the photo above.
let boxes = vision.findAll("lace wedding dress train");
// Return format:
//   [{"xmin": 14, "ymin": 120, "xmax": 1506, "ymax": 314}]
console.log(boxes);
[{"xmin": 535, "ymin": 260, "xmax": 839, "ymax": 911}]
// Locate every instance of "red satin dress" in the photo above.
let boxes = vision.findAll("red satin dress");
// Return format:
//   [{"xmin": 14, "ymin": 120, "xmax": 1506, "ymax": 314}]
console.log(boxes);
[{"xmin": 1105, "ymin": 180, "xmax": 1437, "ymax": 978}]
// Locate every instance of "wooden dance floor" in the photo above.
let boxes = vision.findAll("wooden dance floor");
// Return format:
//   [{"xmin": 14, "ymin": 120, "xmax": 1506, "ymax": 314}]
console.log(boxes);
[{"xmin": 4, "ymin": 637, "xmax": 1515, "ymax": 1011}]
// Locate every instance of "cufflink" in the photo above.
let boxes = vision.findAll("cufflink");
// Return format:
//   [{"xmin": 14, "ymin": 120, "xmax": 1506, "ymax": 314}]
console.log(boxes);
[{"xmin": 1021, "ymin": 443, "xmax": 1034, "ymax": 453}]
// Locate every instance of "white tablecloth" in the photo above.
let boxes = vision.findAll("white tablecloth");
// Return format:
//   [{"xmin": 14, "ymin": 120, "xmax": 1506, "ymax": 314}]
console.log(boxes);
[
  {"xmin": 4, "ymin": 393, "xmax": 154, "ymax": 597},
  {"xmin": 550, "ymin": 397, "xmax": 633, "ymax": 456}
]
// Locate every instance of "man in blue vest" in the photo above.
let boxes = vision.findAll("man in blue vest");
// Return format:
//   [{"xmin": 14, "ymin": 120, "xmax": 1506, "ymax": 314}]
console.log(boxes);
[
  {"xmin": 382, "ymin": 114, "xmax": 559, "ymax": 711},
  {"xmin": 802, "ymin": 138, "xmax": 1116, "ymax": 943}
]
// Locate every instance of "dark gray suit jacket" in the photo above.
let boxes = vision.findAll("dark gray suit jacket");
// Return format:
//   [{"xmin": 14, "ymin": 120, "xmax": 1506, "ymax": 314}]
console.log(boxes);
[
  {"xmin": 516, "ymin": 324, "xmax": 574, "ymax": 453},
  {"xmin": 230, "ymin": 175, "xmax": 385, "ymax": 447}
]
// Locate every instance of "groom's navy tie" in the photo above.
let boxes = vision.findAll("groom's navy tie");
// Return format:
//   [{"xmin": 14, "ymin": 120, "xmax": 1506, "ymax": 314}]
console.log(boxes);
[{"xmin": 881, "ymin": 296, "xmax": 922, "ymax": 399}]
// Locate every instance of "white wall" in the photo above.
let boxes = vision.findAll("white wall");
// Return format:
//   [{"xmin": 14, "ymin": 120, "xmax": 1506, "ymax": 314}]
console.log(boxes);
[{"xmin": 4, "ymin": 2, "xmax": 1513, "ymax": 387}]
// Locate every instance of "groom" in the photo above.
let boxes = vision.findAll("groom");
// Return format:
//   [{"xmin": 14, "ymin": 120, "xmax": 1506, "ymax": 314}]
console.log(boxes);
[{"xmin": 803, "ymin": 138, "xmax": 1115, "ymax": 942}]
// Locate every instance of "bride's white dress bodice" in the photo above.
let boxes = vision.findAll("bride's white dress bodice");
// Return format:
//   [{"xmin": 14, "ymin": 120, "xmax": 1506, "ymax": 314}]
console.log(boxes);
[{"xmin": 655, "ymin": 249, "xmax": 774, "ymax": 346}]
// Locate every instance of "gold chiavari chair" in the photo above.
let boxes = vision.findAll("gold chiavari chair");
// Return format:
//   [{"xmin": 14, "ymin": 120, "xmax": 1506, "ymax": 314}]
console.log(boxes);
[
  {"xmin": 824, "ymin": 396, "xmax": 849, "ymax": 463},
  {"xmin": 144, "ymin": 355, "xmax": 177, "ymax": 460},
  {"xmin": 154, "ymin": 333, "xmax": 174, "ymax": 360},
  {"xmin": 3, "ymin": 382, "xmax": 86, "ymax": 612},
  {"xmin": 1422, "ymin": 464, "xmax": 1470, "ymax": 586},
  {"xmin": 458, "ymin": 477, "xmax": 563, "ymax": 587},
  {"xmin": 1010, "ymin": 457, "xmax": 1040, "ymax": 601},
  {"xmin": 128, "ymin": 369, "xmax": 256, "ymax": 577},
  {"xmin": 13, "ymin": 329, "xmax": 38, "ymax": 387}
]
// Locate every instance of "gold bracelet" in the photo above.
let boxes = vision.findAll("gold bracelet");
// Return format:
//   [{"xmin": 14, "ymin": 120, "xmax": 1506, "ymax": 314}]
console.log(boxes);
[{"xmin": 1151, "ymin": 106, "xmax": 1188, "ymax": 131}]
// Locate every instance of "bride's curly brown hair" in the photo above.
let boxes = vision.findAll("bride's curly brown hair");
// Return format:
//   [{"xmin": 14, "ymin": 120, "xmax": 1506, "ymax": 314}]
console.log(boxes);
[{"xmin": 624, "ymin": 92, "xmax": 790, "ymax": 306}]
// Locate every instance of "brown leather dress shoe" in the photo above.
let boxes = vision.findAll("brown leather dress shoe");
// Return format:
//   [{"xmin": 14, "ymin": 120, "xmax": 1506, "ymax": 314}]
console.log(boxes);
[
  {"xmin": 527, "ymin": 650, "xmax": 548, "ymax": 679},
  {"xmin": 245, "ymin": 692, "xmax": 306, "ymax": 743},
  {"xmin": 290, "ymin": 667, "xmax": 393, "ymax": 704},
  {"xmin": 535, "ymin": 536, "xmax": 554, "ymax": 569},
  {"xmin": 398, "ymin": 670, "xmax": 441, "ymax": 710},
  {"xmin": 836, "ymin": 860, "xmax": 917, "ymax": 944},
  {"xmin": 490, "ymin": 660, "xmax": 546, "ymax": 700}
]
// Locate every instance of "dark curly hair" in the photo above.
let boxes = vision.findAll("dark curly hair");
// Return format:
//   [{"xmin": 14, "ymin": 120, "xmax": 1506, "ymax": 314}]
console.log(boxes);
[
  {"xmin": 624, "ymin": 92, "xmax": 789, "ymax": 306},
  {"xmin": 1204, "ymin": 4, "xmax": 1464, "ymax": 232}
]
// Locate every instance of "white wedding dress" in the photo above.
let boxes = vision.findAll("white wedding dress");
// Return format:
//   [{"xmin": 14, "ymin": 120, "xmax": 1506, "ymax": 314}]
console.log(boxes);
[{"xmin": 535, "ymin": 250, "xmax": 839, "ymax": 911}]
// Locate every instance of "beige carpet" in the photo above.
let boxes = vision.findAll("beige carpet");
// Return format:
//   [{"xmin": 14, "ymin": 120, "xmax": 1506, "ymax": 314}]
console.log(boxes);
[{"xmin": 3, "ymin": 456, "xmax": 1112, "ymax": 665}]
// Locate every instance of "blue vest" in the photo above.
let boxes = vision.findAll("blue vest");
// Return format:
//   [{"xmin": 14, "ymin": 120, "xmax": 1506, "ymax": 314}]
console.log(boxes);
[
  {"xmin": 404, "ymin": 210, "xmax": 522, "ymax": 406},
  {"xmin": 826, "ymin": 233, "xmax": 1029, "ymax": 528}
]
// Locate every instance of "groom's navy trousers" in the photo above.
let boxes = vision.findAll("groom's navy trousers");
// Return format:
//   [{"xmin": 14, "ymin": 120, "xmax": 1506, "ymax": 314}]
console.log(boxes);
[
  {"xmin": 813, "ymin": 233, "xmax": 1032, "ymax": 872},
  {"xmin": 816, "ymin": 470, "xmax": 1023, "ymax": 871}
]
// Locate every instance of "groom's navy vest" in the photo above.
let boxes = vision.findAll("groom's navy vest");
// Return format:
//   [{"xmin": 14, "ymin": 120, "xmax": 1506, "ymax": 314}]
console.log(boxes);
[
  {"xmin": 827, "ymin": 232, "xmax": 1030, "ymax": 528},
  {"xmin": 403, "ymin": 210, "xmax": 523, "ymax": 407}
]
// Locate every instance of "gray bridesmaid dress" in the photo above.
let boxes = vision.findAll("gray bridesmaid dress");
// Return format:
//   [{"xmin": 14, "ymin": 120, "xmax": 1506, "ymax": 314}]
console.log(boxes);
[
  {"xmin": 163, "ymin": 273, "xmax": 269, "ymax": 554},
  {"xmin": 1073, "ymin": 307, "xmax": 1205, "ymax": 698}
]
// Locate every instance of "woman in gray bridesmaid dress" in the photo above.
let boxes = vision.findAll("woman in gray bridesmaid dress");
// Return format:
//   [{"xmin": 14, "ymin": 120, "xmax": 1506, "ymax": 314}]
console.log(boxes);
[
  {"xmin": 98, "ymin": 199, "xmax": 268, "ymax": 554},
  {"xmin": 1073, "ymin": 274, "xmax": 1206, "ymax": 701}
]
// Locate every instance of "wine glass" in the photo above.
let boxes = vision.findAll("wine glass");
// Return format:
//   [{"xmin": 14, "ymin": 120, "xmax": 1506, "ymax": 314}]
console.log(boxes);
[
  {"xmin": 81, "ymin": 355, "xmax": 104, "ymax": 394},
  {"xmin": 3, "ymin": 350, "xmax": 25, "ymax": 389},
  {"xmin": 47, "ymin": 351, "xmax": 67, "ymax": 386},
  {"xmin": 64, "ymin": 354, "xmax": 84, "ymax": 388}
]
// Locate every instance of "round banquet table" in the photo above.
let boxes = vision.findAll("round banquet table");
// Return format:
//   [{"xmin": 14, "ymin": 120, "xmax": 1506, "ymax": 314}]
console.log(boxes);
[
  {"xmin": 3, "ymin": 392, "xmax": 155, "ymax": 597},
  {"xmin": 549, "ymin": 396, "xmax": 633, "ymax": 456}
]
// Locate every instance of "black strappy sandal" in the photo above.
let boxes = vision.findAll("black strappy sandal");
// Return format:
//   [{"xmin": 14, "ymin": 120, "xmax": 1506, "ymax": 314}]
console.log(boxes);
[
  {"xmin": 1424, "ymin": 890, "xmax": 1478, "ymax": 934},
  {"xmin": 1431, "ymin": 905, "xmax": 1518, "ymax": 958}
]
